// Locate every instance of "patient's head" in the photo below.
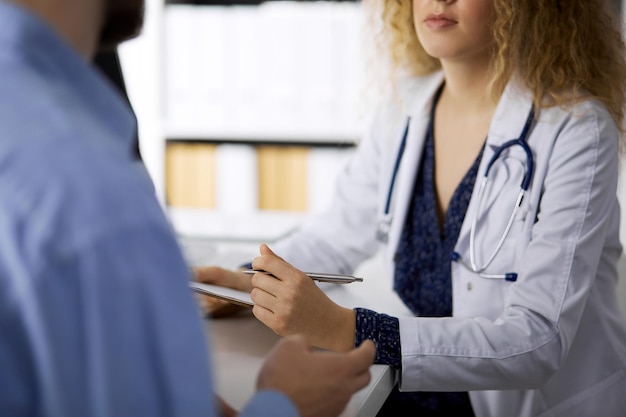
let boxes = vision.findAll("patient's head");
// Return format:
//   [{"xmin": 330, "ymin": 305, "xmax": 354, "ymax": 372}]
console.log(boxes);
[{"xmin": 99, "ymin": 0, "xmax": 145, "ymax": 51}]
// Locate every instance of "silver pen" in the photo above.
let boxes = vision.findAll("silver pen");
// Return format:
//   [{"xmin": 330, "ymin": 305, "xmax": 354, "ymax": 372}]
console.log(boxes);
[{"xmin": 241, "ymin": 269, "xmax": 363, "ymax": 284}]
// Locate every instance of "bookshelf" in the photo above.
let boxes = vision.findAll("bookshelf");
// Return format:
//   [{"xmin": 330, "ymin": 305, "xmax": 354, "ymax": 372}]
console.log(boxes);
[{"xmin": 119, "ymin": 0, "xmax": 367, "ymax": 213}]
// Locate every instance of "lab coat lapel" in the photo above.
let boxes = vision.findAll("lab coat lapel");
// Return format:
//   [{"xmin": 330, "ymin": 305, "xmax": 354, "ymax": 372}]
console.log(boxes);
[
  {"xmin": 386, "ymin": 114, "xmax": 430, "ymax": 259},
  {"xmin": 386, "ymin": 74, "xmax": 444, "ymax": 263}
]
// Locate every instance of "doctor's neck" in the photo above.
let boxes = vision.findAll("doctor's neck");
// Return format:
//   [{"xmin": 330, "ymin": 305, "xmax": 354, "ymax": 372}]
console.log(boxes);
[{"xmin": 440, "ymin": 58, "xmax": 500, "ymax": 116}]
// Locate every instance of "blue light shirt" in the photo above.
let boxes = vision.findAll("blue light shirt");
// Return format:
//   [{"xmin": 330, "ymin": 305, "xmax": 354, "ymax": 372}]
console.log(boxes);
[{"xmin": 0, "ymin": 3, "xmax": 297, "ymax": 417}]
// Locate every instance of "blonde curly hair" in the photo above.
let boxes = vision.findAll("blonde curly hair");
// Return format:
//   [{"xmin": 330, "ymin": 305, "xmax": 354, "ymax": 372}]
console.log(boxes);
[{"xmin": 373, "ymin": 0, "xmax": 626, "ymax": 134}]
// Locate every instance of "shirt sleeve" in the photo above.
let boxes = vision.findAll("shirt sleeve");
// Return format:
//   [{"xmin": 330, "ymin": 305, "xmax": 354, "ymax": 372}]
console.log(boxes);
[
  {"xmin": 239, "ymin": 391, "xmax": 299, "ymax": 417},
  {"xmin": 355, "ymin": 308, "xmax": 402, "ymax": 368},
  {"xmin": 31, "ymin": 217, "xmax": 300, "ymax": 417}
]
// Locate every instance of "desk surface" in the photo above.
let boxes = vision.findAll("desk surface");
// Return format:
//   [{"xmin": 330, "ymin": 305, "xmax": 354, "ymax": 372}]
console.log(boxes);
[
  {"xmin": 204, "ymin": 251, "xmax": 414, "ymax": 417},
  {"xmin": 207, "ymin": 313, "xmax": 396, "ymax": 417}
]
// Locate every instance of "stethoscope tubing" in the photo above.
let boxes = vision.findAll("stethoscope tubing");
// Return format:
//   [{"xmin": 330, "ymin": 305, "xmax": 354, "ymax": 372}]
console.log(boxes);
[
  {"xmin": 379, "ymin": 105, "xmax": 536, "ymax": 282},
  {"xmin": 375, "ymin": 118, "xmax": 410, "ymax": 243},
  {"xmin": 484, "ymin": 108, "xmax": 535, "ymax": 191},
  {"xmin": 384, "ymin": 119, "xmax": 410, "ymax": 215}
]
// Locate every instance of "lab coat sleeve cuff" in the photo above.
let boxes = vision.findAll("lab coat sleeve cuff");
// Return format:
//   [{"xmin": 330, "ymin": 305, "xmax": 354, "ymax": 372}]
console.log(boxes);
[{"xmin": 397, "ymin": 316, "xmax": 424, "ymax": 391}]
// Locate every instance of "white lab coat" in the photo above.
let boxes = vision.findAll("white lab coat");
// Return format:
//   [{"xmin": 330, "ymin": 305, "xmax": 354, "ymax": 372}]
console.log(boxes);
[{"xmin": 272, "ymin": 72, "xmax": 626, "ymax": 416}]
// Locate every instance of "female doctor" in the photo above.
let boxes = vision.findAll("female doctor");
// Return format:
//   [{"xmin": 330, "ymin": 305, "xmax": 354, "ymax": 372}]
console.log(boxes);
[{"xmin": 195, "ymin": 0, "xmax": 626, "ymax": 415}]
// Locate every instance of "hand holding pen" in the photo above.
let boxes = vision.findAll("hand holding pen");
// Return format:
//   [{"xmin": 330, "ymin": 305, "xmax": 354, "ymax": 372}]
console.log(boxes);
[{"xmin": 249, "ymin": 243, "xmax": 358, "ymax": 352}]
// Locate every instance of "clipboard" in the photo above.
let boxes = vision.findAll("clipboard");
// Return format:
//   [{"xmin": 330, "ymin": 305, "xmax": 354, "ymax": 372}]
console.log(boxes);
[
  {"xmin": 190, "ymin": 282, "xmax": 253, "ymax": 307},
  {"xmin": 190, "ymin": 270, "xmax": 363, "ymax": 307}
]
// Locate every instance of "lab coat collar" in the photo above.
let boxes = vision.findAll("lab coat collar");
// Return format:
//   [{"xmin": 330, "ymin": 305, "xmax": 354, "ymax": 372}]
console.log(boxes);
[
  {"xmin": 402, "ymin": 71, "xmax": 446, "ymax": 122},
  {"xmin": 488, "ymin": 78, "xmax": 535, "ymax": 146}
]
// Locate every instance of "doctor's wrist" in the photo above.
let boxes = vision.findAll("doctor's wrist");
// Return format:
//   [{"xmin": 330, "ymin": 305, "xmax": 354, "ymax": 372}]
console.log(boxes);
[{"xmin": 319, "ymin": 306, "xmax": 356, "ymax": 353}]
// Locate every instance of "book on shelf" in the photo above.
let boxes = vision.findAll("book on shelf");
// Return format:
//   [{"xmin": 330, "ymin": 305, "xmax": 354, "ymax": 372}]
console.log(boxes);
[{"xmin": 165, "ymin": 142, "xmax": 354, "ymax": 213}]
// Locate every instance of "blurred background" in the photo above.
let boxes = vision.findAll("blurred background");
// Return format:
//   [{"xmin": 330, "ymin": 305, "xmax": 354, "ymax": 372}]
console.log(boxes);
[
  {"xmin": 116, "ymin": 0, "xmax": 623, "ymax": 216},
  {"xmin": 112, "ymin": 0, "xmax": 626, "ymax": 313}
]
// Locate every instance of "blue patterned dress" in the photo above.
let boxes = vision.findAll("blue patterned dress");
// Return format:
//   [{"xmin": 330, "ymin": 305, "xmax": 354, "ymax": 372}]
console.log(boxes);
[{"xmin": 355, "ymin": 91, "xmax": 483, "ymax": 416}]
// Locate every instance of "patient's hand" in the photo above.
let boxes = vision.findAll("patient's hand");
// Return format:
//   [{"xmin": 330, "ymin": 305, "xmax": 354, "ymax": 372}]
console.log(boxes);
[
  {"xmin": 216, "ymin": 395, "xmax": 237, "ymax": 417},
  {"xmin": 194, "ymin": 266, "xmax": 253, "ymax": 318}
]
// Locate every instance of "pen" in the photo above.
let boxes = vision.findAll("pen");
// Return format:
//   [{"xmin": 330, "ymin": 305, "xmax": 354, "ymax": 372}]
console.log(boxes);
[{"xmin": 241, "ymin": 269, "xmax": 363, "ymax": 284}]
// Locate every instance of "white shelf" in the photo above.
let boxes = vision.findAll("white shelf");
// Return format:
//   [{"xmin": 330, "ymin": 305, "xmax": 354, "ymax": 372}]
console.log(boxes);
[
  {"xmin": 168, "ymin": 207, "xmax": 306, "ymax": 242},
  {"xmin": 165, "ymin": 123, "xmax": 360, "ymax": 144}
]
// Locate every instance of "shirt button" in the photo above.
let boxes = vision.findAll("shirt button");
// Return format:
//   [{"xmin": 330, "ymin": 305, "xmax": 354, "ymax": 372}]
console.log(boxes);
[{"xmin": 467, "ymin": 282, "xmax": 473, "ymax": 291}]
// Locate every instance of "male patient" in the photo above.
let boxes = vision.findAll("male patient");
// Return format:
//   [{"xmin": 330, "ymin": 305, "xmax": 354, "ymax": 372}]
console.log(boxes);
[{"xmin": 0, "ymin": 1, "xmax": 375, "ymax": 416}]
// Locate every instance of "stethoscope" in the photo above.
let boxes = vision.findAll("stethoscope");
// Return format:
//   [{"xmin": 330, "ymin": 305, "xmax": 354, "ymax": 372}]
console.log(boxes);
[{"xmin": 376, "ymin": 106, "xmax": 536, "ymax": 283}]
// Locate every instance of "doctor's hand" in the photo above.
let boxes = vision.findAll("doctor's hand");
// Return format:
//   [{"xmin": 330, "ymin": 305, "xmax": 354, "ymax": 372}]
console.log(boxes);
[
  {"xmin": 258, "ymin": 335, "xmax": 375, "ymax": 417},
  {"xmin": 250, "ymin": 243, "xmax": 357, "ymax": 352},
  {"xmin": 193, "ymin": 266, "xmax": 252, "ymax": 318}
]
